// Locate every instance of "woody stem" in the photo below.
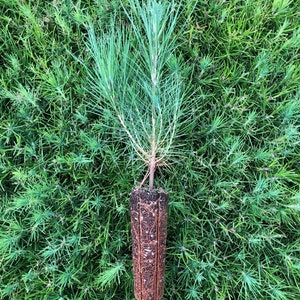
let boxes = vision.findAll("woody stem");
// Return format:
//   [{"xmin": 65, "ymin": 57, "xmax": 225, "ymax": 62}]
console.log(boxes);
[
  {"xmin": 149, "ymin": 154, "xmax": 156, "ymax": 190},
  {"xmin": 149, "ymin": 117, "xmax": 156, "ymax": 190}
]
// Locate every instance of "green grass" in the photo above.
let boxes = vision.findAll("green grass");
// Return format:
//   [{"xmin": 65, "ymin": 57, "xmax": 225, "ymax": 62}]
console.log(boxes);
[{"xmin": 1, "ymin": 0, "xmax": 300, "ymax": 299}]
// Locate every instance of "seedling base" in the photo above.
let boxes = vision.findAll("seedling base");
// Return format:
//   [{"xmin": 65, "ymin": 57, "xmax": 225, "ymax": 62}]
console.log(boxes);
[{"xmin": 130, "ymin": 188, "xmax": 168, "ymax": 300}]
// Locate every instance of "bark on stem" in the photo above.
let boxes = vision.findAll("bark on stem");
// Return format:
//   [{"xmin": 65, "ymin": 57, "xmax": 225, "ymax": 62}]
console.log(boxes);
[{"xmin": 149, "ymin": 156, "xmax": 156, "ymax": 190}]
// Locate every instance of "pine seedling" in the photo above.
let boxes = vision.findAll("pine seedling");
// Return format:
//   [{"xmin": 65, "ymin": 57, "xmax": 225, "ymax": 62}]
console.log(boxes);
[
  {"xmin": 84, "ymin": 0, "xmax": 193, "ymax": 190},
  {"xmin": 83, "ymin": 1, "xmax": 194, "ymax": 299}
]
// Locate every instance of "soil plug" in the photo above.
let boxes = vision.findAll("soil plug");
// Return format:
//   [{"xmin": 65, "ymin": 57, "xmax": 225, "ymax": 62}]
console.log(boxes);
[{"xmin": 130, "ymin": 189, "xmax": 168, "ymax": 300}]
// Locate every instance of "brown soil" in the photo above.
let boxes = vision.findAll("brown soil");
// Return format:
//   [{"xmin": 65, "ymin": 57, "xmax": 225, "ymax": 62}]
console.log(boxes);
[{"xmin": 130, "ymin": 188, "xmax": 168, "ymax": 300}]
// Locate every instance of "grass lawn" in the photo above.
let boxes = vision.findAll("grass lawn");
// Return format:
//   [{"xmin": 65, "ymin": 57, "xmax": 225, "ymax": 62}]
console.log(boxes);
[{"xmin": 0, "ymin": 0, "xmax": 300, "ymax": 299}]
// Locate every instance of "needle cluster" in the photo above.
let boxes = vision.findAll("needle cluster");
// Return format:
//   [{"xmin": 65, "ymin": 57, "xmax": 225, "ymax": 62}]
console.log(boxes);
[{"xmin": 84, "ymin": 0, "xmax": 194, "ymax": 189}]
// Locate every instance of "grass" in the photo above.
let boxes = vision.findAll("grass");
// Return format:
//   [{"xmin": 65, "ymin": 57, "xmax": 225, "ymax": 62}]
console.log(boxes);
[{"xmin": 0, "ymin": 0, "xmax": 300, "ymax": 299}]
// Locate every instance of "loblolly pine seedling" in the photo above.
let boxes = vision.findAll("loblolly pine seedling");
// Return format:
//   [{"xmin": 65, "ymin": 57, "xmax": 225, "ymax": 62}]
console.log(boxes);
[{"xmin": 82, "ymin": 1, "xmax": 195, "ymax": 299}]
